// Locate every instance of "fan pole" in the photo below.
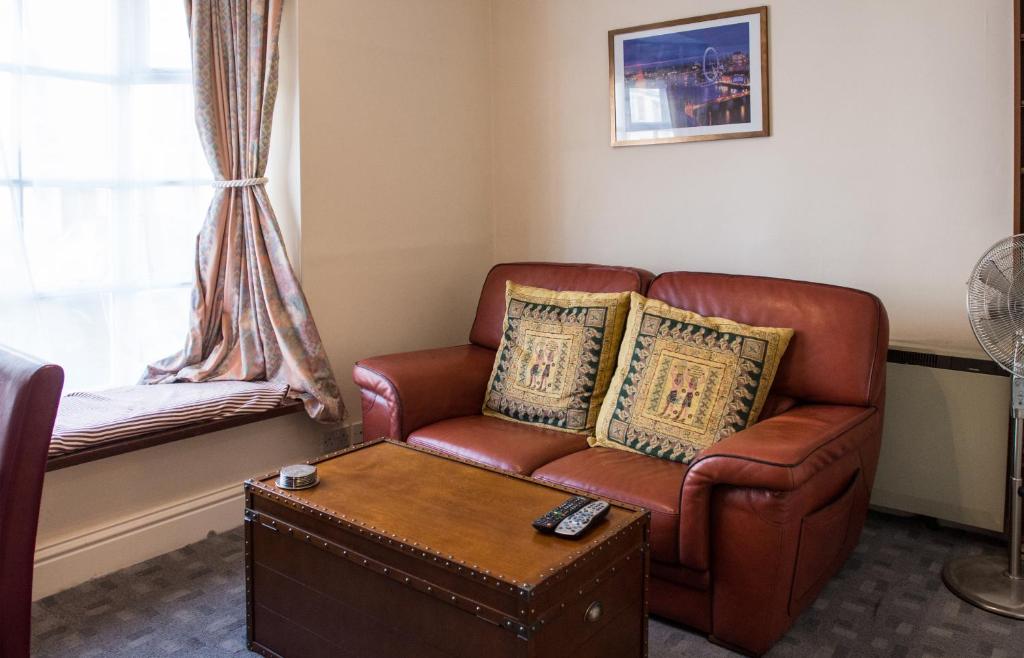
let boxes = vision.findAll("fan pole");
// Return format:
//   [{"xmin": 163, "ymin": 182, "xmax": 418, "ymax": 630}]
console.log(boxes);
[{"xmin": 1010, "ymin": 376, "xmax": 1024, "ymax": 580}]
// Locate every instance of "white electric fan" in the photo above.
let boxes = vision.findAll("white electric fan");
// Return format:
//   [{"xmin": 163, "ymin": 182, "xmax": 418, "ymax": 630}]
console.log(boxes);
[{"xmin": 943, "ymin": 234, "xmax": 1024, "ymax": 618}]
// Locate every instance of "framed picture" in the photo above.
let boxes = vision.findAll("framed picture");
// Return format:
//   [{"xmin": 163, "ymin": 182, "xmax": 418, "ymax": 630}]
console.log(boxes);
[{"xmin": 609, "ymin": 7, "xmax": 770, "ymax": 146}]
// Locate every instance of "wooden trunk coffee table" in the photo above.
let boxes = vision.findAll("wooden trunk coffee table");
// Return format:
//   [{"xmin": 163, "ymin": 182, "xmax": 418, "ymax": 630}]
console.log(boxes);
[{"xmin": 244, "ymin": 439, "xmax": 650, "ymax": 658}]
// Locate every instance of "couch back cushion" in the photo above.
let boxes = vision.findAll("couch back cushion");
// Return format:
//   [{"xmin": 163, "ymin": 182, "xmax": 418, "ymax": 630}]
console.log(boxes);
[
  {"xmin": 470, "ymin": 263, "xmax": 653, "ymax": 350},
  {"xmin": 647, "ymin": 272, "xmax": 888, "ymax": 407}
]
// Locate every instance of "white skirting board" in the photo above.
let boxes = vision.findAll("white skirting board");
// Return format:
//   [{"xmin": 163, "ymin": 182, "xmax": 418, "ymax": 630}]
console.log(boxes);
[
  {"xmin": 33, "ymin": 484, "xmax": 245, "ymax": 600},
  {"xmin": 32, "ymin": 415, "xmax": 362, "ymax": 600}
]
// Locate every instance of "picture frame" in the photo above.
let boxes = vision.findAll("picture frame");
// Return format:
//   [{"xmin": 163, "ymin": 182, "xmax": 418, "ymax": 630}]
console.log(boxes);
[{"xmin": 608, "ymin": 7, "xmax": 770, "ymax": 147}]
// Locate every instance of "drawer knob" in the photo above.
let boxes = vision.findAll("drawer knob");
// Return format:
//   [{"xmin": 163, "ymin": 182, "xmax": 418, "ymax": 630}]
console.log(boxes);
[{"xmin": 584, "ymin": 601, "xmax": 603, "ymax": 623}]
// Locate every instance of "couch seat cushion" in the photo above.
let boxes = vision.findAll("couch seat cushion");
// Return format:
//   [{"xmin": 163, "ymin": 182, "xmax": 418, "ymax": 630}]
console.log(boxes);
[
  {"xmin": 532, "ymin": 447, "xmax": 686, "ymax": 564},
  {"xmin": 407, "ymin": 415, "xmax": 589, "ymax": 475}
]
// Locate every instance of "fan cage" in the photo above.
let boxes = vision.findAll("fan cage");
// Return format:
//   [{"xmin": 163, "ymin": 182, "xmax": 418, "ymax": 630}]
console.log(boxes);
[{"xmin": 967, "ymin": 235, "xmax": 1024, "ymax": 378}]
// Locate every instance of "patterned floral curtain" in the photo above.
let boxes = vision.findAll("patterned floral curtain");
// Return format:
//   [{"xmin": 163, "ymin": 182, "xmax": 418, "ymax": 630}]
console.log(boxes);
[{"xmin": 143, "ymin": 0, "xmax": 343, "ymax": 423}]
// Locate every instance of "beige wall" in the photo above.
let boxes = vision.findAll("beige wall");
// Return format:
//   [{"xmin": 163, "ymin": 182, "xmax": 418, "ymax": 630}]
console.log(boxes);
[
  {"xmin": 295, "ymin": 0, "xmax": 494, "ymax": 420},
  {"xmin": 490, "ymin": 0, "xmax": 1013, "ymax": 354},
  {"xmin": 293, "ymin": 0, "xmax": 1014, "ymax": 411}
]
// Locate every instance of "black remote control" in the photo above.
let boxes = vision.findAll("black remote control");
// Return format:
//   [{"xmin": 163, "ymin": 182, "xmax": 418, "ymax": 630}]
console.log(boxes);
[
  {"xmin": 554, "ymin": 500, "xmax": 610, "ymax": 539},
  {"xmin": 532, "ymin": 495, "xmax": 593, "ymax": 533}
]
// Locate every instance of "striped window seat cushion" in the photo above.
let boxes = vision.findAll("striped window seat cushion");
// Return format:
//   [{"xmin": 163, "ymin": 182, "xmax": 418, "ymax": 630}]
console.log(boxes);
[{"xmin": 50, "ymin": 381, "xmax": 292, "ymax": 458}]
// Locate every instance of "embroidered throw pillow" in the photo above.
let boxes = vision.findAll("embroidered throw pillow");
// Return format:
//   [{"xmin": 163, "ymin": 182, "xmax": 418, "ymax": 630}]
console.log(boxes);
[
  {"xmin": 482, "ymin": 282, "xmax": 631, "ymax": 433},
  {"xmin": 591, "ymin": 293, "xmax": 793, "ymax": 463}
]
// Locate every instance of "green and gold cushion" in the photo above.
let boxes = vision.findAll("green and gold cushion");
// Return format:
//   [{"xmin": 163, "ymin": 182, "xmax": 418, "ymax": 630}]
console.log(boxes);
[
  {"xmin": 482, "ymin": 283, "xmax": 631, "ymax": 433},
  {"xmin": 592, "ymin": 293, "xmax": 793, "ymax": 463}
]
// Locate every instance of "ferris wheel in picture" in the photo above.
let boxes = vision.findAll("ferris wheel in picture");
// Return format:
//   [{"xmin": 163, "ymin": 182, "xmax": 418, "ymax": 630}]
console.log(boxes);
[{"xmin": 700, "ymin": 46, "xmax": 726, "ymax": 85}]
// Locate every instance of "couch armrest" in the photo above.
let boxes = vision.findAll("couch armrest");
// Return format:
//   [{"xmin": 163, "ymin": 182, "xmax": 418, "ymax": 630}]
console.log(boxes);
[
  {"xmin": 678, "ymin": 404, "xmax": 880, "ymax": 572},
  {"xmin": 353, "ymin": 344, "xmax": 496, "ymax": 441}
]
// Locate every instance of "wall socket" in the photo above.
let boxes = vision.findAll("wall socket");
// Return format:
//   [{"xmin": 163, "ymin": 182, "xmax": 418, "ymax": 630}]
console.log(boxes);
[{"xmin": 319, "ymin": 423, "xmax": 363, "ymax": 455}]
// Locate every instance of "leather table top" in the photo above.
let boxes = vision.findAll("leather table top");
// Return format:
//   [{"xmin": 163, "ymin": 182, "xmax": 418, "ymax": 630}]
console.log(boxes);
[{"xmin": 252, "ymin": 440, "xmax": 647, "ymax": 588}]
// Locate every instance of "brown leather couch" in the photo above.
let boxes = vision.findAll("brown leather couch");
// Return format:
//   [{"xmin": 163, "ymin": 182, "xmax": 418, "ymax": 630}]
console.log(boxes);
[{"xmin": 353, "ymin": 262, "xmax": 888, "ymax": 656}]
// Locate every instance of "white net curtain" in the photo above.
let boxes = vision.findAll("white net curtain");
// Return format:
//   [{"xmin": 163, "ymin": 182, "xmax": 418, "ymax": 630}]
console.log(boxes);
[{"xmin": 0, "ymin": 0, "xmax": 208, "ymax": 392}]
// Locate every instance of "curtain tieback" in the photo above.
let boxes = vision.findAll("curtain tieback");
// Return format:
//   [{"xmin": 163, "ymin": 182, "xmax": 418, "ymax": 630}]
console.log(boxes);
[{"xmin": 211, "ymin": 177, "xmax": 268, "ymax": 188}]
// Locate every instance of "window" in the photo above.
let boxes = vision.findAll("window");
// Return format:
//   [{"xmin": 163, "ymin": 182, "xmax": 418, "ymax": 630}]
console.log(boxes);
[{"xmin": 0, "ymin": 0, "xmax": 209, "ymax": 392}]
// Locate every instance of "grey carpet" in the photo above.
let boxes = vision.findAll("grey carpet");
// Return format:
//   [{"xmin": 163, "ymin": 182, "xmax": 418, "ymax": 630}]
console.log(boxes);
[{"xmin": 31, "ymin": 512, "xmax": 1024, "ymax": 657}]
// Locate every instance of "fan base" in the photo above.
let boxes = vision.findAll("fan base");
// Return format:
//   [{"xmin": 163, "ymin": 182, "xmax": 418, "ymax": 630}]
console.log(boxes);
[{"xmin": 943, "ymin": 554, "xmax": 1024, "ymax": 620}]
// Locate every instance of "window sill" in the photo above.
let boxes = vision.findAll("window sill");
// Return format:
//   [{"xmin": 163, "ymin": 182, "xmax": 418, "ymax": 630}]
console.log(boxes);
[{"xmin": 45, "ymin": 398, "xmax": 305, "ymax": 472}]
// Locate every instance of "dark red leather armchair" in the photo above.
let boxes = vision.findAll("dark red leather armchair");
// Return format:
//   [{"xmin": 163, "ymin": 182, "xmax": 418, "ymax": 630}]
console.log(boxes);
[
  {"xmin": 353, "ymin": 264, "xmax": 887, "ymax": 656},
  {"xmin": 0, "ymin": 347, "xmax": 63, "ymax": 658}
]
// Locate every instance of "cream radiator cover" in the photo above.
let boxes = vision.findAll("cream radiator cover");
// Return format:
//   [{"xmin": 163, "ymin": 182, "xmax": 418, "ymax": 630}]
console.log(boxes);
[{"xmin": 872, "ymin": 356, "xmax": 1010, "ymax": 532}]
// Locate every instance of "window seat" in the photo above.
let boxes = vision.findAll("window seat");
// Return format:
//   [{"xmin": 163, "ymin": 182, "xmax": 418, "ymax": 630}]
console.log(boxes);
[{"xmin": 46, "ymin": 382, "xmax": 303, "ymax": 471}]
